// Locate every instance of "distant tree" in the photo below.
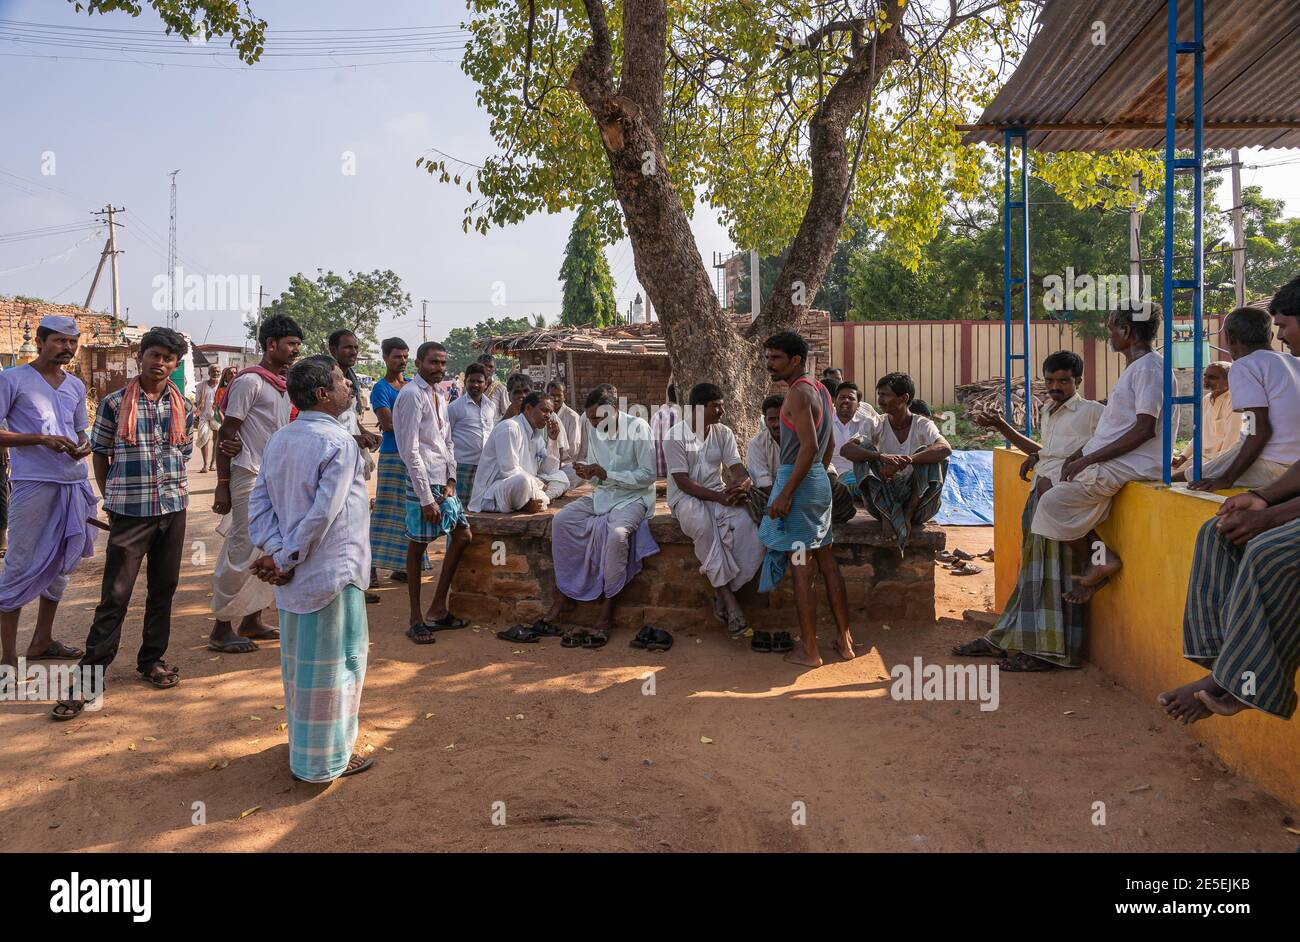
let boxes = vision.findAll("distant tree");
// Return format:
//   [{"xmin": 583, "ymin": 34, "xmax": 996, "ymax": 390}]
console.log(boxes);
[
  {"xmin": 249, "ymin": 269, "xmax": 409, "ymax": 355},
  {"xmin": 440, "ymin": 315, "xmax": 537, "ymax": 379},
  {"xmin": 559, "ymin": 208, "xmax": 618, "ymax": 326}
]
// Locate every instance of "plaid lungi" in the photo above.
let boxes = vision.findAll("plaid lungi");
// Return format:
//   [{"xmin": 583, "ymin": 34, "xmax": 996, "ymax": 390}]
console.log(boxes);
[
  {"xmin": 747, "ymin": 477, "xmax": 855, "ymax": 527},
  {"xmin": 405, "ymin": 485, "xmax": 468, "ymax": 544},
  {"xmin": 280, "ymin": 585, "xmax": 368, "ymax": 783},
  {"xmin": 984, "ymin": 487, "xmax": 1084, "ymax": 667},
  {"xmin": 854, "ymin": 457, "xmax": 947, "ymax": 553},
  {"xmin": 1182, "ymin": 514, "xmax": 1300, "ymax": 719},
  {"xmin": 455, "ymin": 462, "xmax": 478, "ymax": 504},
  {"xmin": 370, "ymin": 453, "xmax": 428, "ymax": 572}
]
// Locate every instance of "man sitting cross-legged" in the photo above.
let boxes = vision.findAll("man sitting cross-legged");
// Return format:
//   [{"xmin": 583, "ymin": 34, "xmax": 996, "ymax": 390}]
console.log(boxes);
[
  {"xmin": 1031, "ymin": 301, "xmax": 1168, "ymax": 604},
  {"xmin": 538, "ymin": 386, "xmax": 658, "ymax": 649},
  {"xmin": 840, "ymin": 372, "xmax": 952, "ymax": 554},
  {"xmin": 1159, "ymin": 276, "xmax": 1300, "ymax": 723},
  {"xmin": 468, "ymin": 391, "xmax": 569, "ymax": 513},
  {"xmin": 954, "ymin": 350, "xmax": 1104, "ymax": 671},
  {"xmin": 1179, "ymin": 304, "xmax": 1300, "ymax": 491},
  {"xmin": 393, "ymin": 341, "xmax": 473, "ymax": 644},
  {"xmin": 664, "ymin": 383, "xmax": 763, "ymax": 636}
]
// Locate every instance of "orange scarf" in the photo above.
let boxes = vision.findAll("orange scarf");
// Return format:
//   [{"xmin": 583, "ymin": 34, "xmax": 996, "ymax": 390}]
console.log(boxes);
[{"xmin": 116, "ymin": 378, "xmax": 188, "ymax": 446}]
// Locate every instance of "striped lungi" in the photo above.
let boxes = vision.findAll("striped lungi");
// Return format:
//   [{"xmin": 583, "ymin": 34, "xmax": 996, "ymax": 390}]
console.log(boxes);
[
  {"xmin": 370, "ymin": 453, "xmax": 428, "ymax": 573},
  {"xmin": 757, "ymin": 462, "xmax": 833, "ymax": 592},
  {"xmin": 984, "ymin": 487, "xmax": 1084, "ymax": 667},
  {"xmin": 280, "ymin": 585, "xmax": 368, "ymax": 783},
  {"xmin": 854, "ymin": 456, "xmax": 947, "ymax": 553},
  {"xmin": 1182, "ymin": 514, "xmax": 1300, "ymax": 719}
]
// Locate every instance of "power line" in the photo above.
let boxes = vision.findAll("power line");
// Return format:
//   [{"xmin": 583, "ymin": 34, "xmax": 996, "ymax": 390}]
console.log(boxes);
[{"xmin": 0, "ymin": 51, "xmax": 463, "ymax": 72}]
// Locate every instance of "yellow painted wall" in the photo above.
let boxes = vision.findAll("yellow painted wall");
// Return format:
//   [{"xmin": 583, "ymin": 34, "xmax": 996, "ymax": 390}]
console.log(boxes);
[{"xmin": 993, "ymin": 447, "xmax": 1300, "ymax": 809}]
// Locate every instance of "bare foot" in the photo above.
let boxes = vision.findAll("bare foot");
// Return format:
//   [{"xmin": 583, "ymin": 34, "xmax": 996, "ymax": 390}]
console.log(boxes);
[
  {"xmin": 1157, "ymin": 675, "xmax": 1221, "ymax": 723},
  {"xmin": 783, "ymin": 649, "xmax": 823, "ymax": 668},
  {"xmin": 1077, "ymin": 554, "xmax": 1122, "ymax": 588},
  {"xmin": 522, "ymin": 497, "xmax": 544, "ymax": 514},
  {"xmin": 1195, "ymin": 687, "xmax": 1253, "ymax": 718},
  {"xmin": 833, "ymin": 632, "xmax": 856, "ymax": 661},
  {"xmin": 237, "ymin": 613, "xmax": 279, "ymax": 640},
  {"xmin": 1062, "ymin": 575, "xmax": 1112, "ymax": 605}
]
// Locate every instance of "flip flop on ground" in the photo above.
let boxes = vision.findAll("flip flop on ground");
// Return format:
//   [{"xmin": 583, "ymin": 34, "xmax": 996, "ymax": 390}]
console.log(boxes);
[
  {"xmin": 208, "ymin": 638, "xmax": 258, "ymax": 654},
  {"xmin": 952, "ymin": 637, "xmax": 1003, "ymax": 657},
  {"xmin": 581, "ymin": 628, "xmax": 609, "ymax": 649},
  {"xmin": 405, "ymin": 624, "xmax": 437, "ymax": 645},
  {"xmin": 530, "ymin": 618, "xmax": 563, "ymax": 637},
  {"xmin": 27, "ymin": 641, "xmax": 84, "ymax": 660},
  {"xmin": 140, "ymin": 663, "xmax": 180, "ymax": 688},
  {"xmin": 561, "ymin": 628, "xmax": 589, "ymax": 648},
  {"xmin": 997, "ymin": 652, "xmax": 1058, "ymax": 672},
  {"xmin": 496, "ymin": 624, "xmax": 539, "ymax": 643},
  {"xmin": 50, "ymin": 699, "xmax": 88, "ymax": 721},
  {"xmin": 426, "ymin": 613, "xmax": 469, "ymax": 630}
]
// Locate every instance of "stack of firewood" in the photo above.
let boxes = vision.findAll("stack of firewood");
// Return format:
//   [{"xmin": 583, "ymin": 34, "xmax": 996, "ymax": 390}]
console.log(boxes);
[{"xmin": 957, "ymin": 377, "xmax": 1049, "ymax": 429}]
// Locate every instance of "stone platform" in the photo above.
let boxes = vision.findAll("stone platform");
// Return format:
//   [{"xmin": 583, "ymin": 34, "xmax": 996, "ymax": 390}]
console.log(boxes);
[{"xmin": 448, "ymin": 486, "xmax": 945, "ymax": 632}]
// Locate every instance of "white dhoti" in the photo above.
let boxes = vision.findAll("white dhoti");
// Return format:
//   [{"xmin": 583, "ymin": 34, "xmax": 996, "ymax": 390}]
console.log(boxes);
[
  {"xmin": 1030, "ymin": 460, "xmax": 1133, "ymax": 543},
  {"xmin": 1197, "ymin": 443, "xmax": 1291, "ymax": 488},
  {"xmin": 211, "ymin": 465, "xmax": 277, "ymax": 620},
  {"xmin": 194, "ymin": 419, "xmax": 213, "ymax": 451},
  {"xmin": 479, "ymin": 470, "xmax": 568, "ymax": 512},
  {"xmin": 671, "ymin": 495, "xmax": 764, "ymax": 591}
]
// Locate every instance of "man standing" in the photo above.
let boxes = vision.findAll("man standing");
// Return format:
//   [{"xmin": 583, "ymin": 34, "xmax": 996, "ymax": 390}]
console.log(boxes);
[
  {"xmin": 547, "ymin": 379, "xmax": 586, "ymax": 488},
  {"xmin": 393, "ymin": 341, "xmax": 473, "ymax": 644},
  {"xmin": 51, "ymin": 329, "xmax": 194, "ymax": 719},
  {"xmin": 368, "ymin": 337, "xmax": 427, "ymax": 583},
  {"xmin": 469, "ymin": 391, "xmax": 569, "ymax": 513},
  {"xmin": 328, "ymin": 329, "xmax": 381, "ymax": 603},
  {"xmin": 0, "ymin": 315, "xmax": 96, "ymax": 674},
  {"xmin": 479, "ymin": 353, "xmax": 512, "ymax": 416},
  {"xmin": 649, "ymin": 383, "xmax": 680, "ymax": 478},
  {"xmin": 248, "ymin": 356, "xmax": 374, "ymax": 781},
  {"xmin": 956, "ymin": 350, "xmax": 1104, "ymax": 671},
  {"xmin": 209, "ymin": 314, "xmax": 302, "ymax": 653},
  {"xmin": 840, "ymin": 372, "xmax": 952, "ymax": 554},
  {"xmin": 539, "ymin": 385, "xmax": 658, "ymax": 648},
  {"xmin": 664, "ymin": 383, "xmax": 762, "ymax": 635},
  {"xmin": 446, "ymin": 362, "xmax": 498, "ymax": 504},
  {"xmin": 758, "ymin": 332, "xmax": 853, "ymax": 666},
  {"xmin": 194, "ymin": 364, "xmax": 220, "ymax": 473}
]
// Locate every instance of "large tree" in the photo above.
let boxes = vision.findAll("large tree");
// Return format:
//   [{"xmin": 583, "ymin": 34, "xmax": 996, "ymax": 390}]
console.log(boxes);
[
  {"xmin": 251, "ymin": 269, "xmax": 409, "ymax": 355},
  {"xmin": 559, "ymin": 206, "xmax": 619, "ymax": 326}
]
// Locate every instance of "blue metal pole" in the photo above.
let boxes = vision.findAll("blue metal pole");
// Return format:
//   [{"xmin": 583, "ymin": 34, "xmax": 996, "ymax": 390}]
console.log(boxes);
[
  {"xmin": 1003, "ymin": 129, "xmax": 1013, "ymax": 427},
  {"xmin": 1020, "ymin": 132, "xmax": 1032, "ymax": 437},
  {"xmin": 1162, "ymin": 0, "xmax": 1177, "ymax": 485},
  {"xmin": 1191, "ymin": 0, "xmax": 1205, "ymax": 481}
]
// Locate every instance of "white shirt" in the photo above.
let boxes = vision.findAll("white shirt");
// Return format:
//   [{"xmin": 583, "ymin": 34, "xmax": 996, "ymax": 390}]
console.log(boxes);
[
  {"xmin": 222, "ymin": 371, "xmax": 291, "ymax": 475},
  {"xmin": 662, "ymin": 419, "xmax": 743, "ymax": 508},
  {"xmin": 872, "ymin": 413, "xmax": 950, "ymax": 456},
  {"xmin": 856, "ymin": 401, "xmax": 880, "ymax": 422},
  {"xmin": 1082, "ymin": 351, "xmax": 1166, "ymax": 479},
  {"xmin": 1176, "ymin": 390, "xmax": 1236, "ymax": 462},
  {"xmin": 393, "ymin": 372, "xmax": 456, "ymax": 505},
  {"xmin": 468, "ymin": 413, "xmax": 563, "ymax": 511},
  {"xmin": 196, "ymin": 380, "xmax": 218, "ymax": 421},
  {"xmin": 248, "ymin": 410, "xmax": 370, "ymax": 614},
  {"xmin": 831, "ymin": 411, "xmax": 878, "ymax": 474},
  {"xmin": 746, "ymin": 429, "xmax": 780, "ymax": 489},
  {"xmin": 556, "ymin": 402, "xmax": 586, "ymax": 464},
  {"xmin": 447, "ymin": 393, "xmax": 498, "ymax": 467},
  {"xmin": 587, "ymin": 409, "xmax": 657, "ymax": 516},
  {"xmin": 1226, "ymin": 349, "xmax": 1300, "ymax": 465},
  {"xmin": 1035, "ymin": 393, "xmax": 1105, "ymax": 483}
]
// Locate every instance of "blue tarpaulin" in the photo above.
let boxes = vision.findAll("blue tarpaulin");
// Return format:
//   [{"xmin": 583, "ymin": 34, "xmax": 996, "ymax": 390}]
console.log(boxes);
[{"xmin": 935, "ymin": 450, "xmax": 995, "ymax": 526}]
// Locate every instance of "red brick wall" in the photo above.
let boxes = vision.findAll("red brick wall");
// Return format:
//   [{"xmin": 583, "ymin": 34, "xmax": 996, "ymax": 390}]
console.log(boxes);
[{"xmin": 519, "ymin": 349, "xmax": 672, "ymax": 413}]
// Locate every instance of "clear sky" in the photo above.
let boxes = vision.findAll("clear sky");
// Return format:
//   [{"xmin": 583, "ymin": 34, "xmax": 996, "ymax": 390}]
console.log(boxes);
[{"xmin": 2, "ymin": 0, "xmax": 1297, "ymax": 350}]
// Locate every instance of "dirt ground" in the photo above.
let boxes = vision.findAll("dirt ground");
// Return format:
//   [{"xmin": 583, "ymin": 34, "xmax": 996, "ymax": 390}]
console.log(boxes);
[{"xmin": 2, "ymin": 449, "xmax": 1296, "ymax": 853}]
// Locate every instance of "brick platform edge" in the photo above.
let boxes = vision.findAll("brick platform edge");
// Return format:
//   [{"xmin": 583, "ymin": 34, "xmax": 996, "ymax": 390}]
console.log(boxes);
[{"xmin": 448, "ymin": 493, "xmax": 945, "ymax": 632}]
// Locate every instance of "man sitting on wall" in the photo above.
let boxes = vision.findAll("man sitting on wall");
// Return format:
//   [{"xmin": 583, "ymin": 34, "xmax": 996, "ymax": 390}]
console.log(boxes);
[
  {"xmin": 1171, "ymin": 361, "xmax": 1234, "ymax": 475},
  {"xmin": 467, "ymin": 391, "xmax": 569, "ymax": 513},
  {"xmin": 1159, "ymin": 275, "xmax": 1300, "ymax": 722},
  {"xmin": 745, "ymin": 394, "xmax": 784, "ymax": 525},
  {"xmin": 664, "ymin": 383, "xmax": 763, "ymax": 636},
  {"xmin": 547, "ymin": 379, "xmax": 587, "ymax": 489},
  {"xmin": 840, "ymin": 372, "xmax": 951, "ymax": 554},
  {"xmin": 1179, "ymin": 305, "xmax": 1300, "ymax": 491},
  {"xmin": 829, "ymin": 381, "xmax": 877, "ymax": 492},
  {"xmin": 954, "ymin": 350, "xmax": 1105, "ymax": 671}
]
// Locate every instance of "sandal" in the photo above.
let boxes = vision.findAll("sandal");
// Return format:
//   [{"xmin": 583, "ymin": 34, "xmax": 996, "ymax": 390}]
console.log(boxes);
[
  {"xmin": 950, "ymin": 563, "xmax": 983, "ymax": 576},
  {"xmin": 935, "ymin": 551, "xmax": 958, "ymax": 564},
  {"xmin": 340, "ymin": 754, "xmax": 374, "ymax": 777},
  {"xmin": 644, "ymin": 627, "xmax": 673, "ymax": 652},
  {"xmin": 405, "ymin": 624, "xmax": 438, "ymax": 645},
  {"xmin": 389, "ymin": 570, "xmax": 409, "ymax": 583},
  {"xmin": 496, "ymin": 624, "xmax": 539, "ymax": 643},
  {"xmin": 750, "ymin": 630, "xmax": 773, "ymax": 653},
  {"xmin": 141, "ymin": 662, "xmax": 180, "ymax": 689},
  {"xmin": 581, "ymin": 629, "xmax": 609, "ymax": 649},
  {"xmin": 208, "ymin": 637, "xmax": 258, "ymax": 654},
  {"xmin": 629, "ymin": 626, "xmax": 655, "ymax": 650},
  {"xmin": 952, "ymin": 637, "xmax": 1003, "ymax": 657},
  {"xmin": 726, "ymin": 612, "xmax": 749, "ymax": 637},
  {"xmin": 951, "ymin": 548, "xmax": 976, "ymax": 561},
  {"xmin": 50, "ymin": 699, "xmax": 87, "ymax": 721},
  {"xmin": 426, "ymin": 613, "xmax": 469, "ymax": 630},
  {"xmin": 997, "ymin": 652, "xmax": 1057, "ymax": 673},
  {"xmin": 530, "ymin": 619, "xmax": 563, "ymax": 637},
  {"xmin": 27, "ymin": 640, "xmax": 84, "ymax": 661},
  {"xmin": 770, "ymin": 631, "xmax": 795, "ymax": 654},
  {"xmin": 561, "ymin": 628, "xmax": 589, "ymax": 648}
]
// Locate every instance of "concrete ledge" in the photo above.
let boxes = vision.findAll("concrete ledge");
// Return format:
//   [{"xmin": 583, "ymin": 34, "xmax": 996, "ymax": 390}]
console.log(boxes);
[
  {"xmin": 993, "ymin": 447, "xmax": 1300, "ymax": 809},
  {"xmin": 452, "ymin": 485, "xmax": 945, "ymax": 633}
]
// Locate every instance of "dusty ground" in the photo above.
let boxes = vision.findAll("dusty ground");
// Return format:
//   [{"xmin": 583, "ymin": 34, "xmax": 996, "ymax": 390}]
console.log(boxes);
[{"xmin": 1, "ymin": 450, "xmax": 1296, "ymax": 852}]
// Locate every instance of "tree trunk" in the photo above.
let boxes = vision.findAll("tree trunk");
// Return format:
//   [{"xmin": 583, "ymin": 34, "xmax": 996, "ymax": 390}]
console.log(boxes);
[{"xmin": 570, "ymin": 0, "xmax": 908, "ymax": 442}]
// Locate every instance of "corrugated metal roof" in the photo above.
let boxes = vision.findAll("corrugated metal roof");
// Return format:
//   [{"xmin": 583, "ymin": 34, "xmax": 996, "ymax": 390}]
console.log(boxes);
[{"xmin": 962, "ymin": 0, "xmax": 1300, "ymax": 152}]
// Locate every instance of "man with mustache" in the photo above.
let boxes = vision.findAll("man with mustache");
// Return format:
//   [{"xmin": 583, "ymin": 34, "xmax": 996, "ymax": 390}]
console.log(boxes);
[
  {"xmin": 208, "ymin": 314, "xmax": 302, "ymax": 654},
  {"xmin": 0, "ymin": 315, "xmax": 97, "ymax": 679}
]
